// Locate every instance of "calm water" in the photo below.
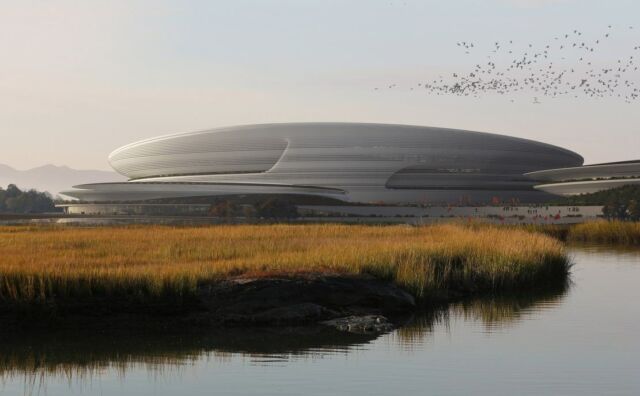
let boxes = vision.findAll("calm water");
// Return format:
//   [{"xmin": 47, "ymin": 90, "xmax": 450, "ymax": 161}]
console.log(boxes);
[{"xmin": 1, "ymin": 247, "xmax": 639, "ymax": 396}]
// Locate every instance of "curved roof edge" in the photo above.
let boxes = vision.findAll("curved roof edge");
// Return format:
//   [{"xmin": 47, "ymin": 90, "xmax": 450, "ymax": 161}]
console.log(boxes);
[
  {"xmin": 534, "ymin": 178, "xmax": 640, "ymax": 196},
  {"xmin": 108, "ymin": 122, "xmax": 584, "ymax": 166},
  {"xmin": 526, "ymin": 160, "xmax": 640, "ymax": 182},
  {"xmin": 60, "ymin": 181, "xmax": 348, "ymax": 201}
]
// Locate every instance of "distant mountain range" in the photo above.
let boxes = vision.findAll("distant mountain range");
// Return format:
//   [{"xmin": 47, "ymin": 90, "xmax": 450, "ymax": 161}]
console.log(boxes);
[{"xmin": 0, "ymin": 164, "xmax": 127, "ymax": 198}]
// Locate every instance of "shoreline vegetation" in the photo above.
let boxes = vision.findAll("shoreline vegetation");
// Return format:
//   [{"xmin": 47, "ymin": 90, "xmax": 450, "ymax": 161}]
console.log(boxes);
[
  {"xmin": 0, "ymin": 224, "xmax": 569, "ymax": 327},
  {"xmin": 566, "ymin": 221, "xmax": 640, "ymax": 245},
  {"xmin": 519, "ymin": 220, "xmax": 640, "ymax": 245},
  {"xmin": 0, "ymin": 220, "xmax": 636, "ymax": 330}
]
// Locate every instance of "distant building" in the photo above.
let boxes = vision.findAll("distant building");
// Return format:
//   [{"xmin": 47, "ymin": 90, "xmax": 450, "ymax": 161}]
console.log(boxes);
[
  {"xmin": 61, "ymin": 123, "xmax": 585, "ymax": 208},
  {"xmin": 526, "ymin": 160, "xmax": 640, "ymax": 196}
]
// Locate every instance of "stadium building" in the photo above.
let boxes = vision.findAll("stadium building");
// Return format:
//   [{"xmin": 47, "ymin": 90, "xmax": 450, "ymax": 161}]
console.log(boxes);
[{"xmin": 61, "ymin": 123, "xmax": 588, "ymax": 211}]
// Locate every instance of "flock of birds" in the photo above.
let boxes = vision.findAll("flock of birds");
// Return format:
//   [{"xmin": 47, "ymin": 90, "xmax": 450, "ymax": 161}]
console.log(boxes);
[{"xmin": 375, "ymin": 26, "xmax": 640, "ymax": 104}]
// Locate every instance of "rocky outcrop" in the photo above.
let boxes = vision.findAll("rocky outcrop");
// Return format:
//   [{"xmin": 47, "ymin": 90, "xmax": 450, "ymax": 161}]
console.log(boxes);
[
  {"xmin": 196, "ymin": 274, "xmax": 415, "ymax": 327},
  {"xmin": 1, "ymin": 274, "xmax": 415, "ymax": 332}
]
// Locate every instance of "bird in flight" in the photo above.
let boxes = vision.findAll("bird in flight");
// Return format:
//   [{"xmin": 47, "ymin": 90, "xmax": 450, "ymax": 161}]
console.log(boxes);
[{"xmin": 377, "ymin": 24, "xmax": 640, "ymax": 104}]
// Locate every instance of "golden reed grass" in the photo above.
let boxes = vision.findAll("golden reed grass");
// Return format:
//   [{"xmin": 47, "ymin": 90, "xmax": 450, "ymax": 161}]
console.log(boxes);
[
  {"xmin": 567, "ymin": 220, "xmax": 640, "ymax": 245},
  {"xmin": 502, "ymin": 220, "xmax": 640, "ymax": 245},
  {"xmin": 0, "ymin": 224, "xmax": 568, "ymax": 307}
]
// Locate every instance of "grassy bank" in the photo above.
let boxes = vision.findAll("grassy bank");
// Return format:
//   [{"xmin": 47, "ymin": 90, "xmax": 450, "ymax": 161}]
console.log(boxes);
[
  {"xmin": 566, "ymin": 220, "xmax": 640, "ymax": 245},
  {"xmin": 0, "ymin": 224, "xmax": 568, "ymax": 312},
  {"xmin": 507, "ymin": 220, "xmax": 640, "ymax": 245}
]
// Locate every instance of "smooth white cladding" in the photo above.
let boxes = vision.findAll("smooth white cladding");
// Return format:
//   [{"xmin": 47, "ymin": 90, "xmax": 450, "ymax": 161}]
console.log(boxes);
[
  {"xmin": 63, "ymin": 182, "xmax": 347, "ymax": 202},
  {"xmin": 526, "ymin": 161, "xmax": 640, "ymax": 182},
  {"xmin": 535, "ymin": 178, "xmax": 640, "ymax": 196},
  {"xmin": 527, "ymin": 160, "xmax": 640, "ymax": 197},
  {"xmin": 66, "ymin": 123, "xmax": 584, "ymax": 204}
]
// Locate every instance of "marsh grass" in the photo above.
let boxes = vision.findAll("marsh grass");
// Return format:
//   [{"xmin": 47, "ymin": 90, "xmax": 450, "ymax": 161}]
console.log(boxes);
[
  {"xmin": 0, "ymin": 224, "xmax": 569, "ymax": 311},
  {"xmin": 567, "ymin": 220, "xmax": 640, "ymax": 245},
  {"xmin": 468, "ymin": 220, "xmax": 640, "ymax": 246}
]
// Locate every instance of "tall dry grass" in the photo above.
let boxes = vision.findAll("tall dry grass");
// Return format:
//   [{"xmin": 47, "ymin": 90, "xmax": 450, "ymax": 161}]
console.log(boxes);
[
  {"xmin": 0, "ymin": 224, "xmax": 568, "ymax": 308},
  {"xmin": 468, "ymin": 220, "xmax": 640, "ymax": 246},
  {"xmin": 567, "ymin": 220, "xmax": 640, "ymax": 245}
]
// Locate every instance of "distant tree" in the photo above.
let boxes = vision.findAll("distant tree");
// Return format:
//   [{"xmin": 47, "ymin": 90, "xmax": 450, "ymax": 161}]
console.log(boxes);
[
  {"xmin": 574, "ymin": 185, "xmax": 640, "ymax": 220},
  {"xmin": 602, "ymin": 201, "xmax": 626, "ymax": 220},
  {"xmin": 255, "ymin": 198, "xmax": 299, "ymax": 219},
  {"xmin": 5, "ymin": 184, "xmax": 21, "ymax": 199},
  {"xmin": 0, "ymin": 184, "xmax": 59, "ymax": 213}
]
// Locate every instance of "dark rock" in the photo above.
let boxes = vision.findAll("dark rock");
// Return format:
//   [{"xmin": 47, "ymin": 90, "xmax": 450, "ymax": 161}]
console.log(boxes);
[
  {"xmin": 197, "ymin": 274, "xmax": 415, "ymax": 326},
  {"xmin": 225, "ymin": 303, "xmax": 329, "ymax": 325},
  {"xmin": 0, "ymin": 274, "xmax": 416, "ymax": 331}
]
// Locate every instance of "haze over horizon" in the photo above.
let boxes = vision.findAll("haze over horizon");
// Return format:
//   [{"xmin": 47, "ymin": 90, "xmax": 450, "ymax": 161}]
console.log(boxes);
[{"xmin": 1, "ymin": 0, "xmax": 639, "ymax": 171}]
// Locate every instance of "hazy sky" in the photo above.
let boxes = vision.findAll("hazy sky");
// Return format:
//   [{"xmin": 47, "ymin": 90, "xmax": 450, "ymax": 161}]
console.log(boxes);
[{"xmin": 1, "ymin": 0, "xmax": 639, "ymax": 170}]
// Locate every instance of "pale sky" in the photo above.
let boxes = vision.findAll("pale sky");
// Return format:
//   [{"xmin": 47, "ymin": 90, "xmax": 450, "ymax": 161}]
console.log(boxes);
[{"xmin": 1, "ymin": 0, "xmax": 639, "ymax": 171}]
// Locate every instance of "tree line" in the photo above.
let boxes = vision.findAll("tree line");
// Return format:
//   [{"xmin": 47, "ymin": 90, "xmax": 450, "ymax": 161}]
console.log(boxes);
[
  {"xmin": 0, "ymin": 184, "xmax": 60, "ymax": 213},
  {"xmin": 558, "ymin": 184, "xmax": 640, "ymax": 221}
]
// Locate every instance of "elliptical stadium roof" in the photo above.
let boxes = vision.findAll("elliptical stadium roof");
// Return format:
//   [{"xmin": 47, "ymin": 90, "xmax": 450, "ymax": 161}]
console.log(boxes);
[{"xmin": 62, "ymin": 123, "xmax": 584, "ymax": 204}]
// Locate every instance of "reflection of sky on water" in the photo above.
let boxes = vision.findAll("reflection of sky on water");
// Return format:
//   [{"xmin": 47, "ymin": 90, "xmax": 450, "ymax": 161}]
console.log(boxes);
[{"xmin": 1, "ymin": 246, "xmax": 639, "ymax": 396}]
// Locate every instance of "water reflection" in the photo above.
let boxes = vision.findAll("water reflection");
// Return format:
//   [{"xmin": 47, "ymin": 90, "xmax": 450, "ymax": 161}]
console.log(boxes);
[
  {"xmin": 393, "ymin": 281, "xmax": 569, "ymax": 347},
  {"xmin": 0, "ymin": 282, "xmax": 570, "ymax": 393},
  {"xmin": 0, "ymin": 326, "xmax": 372, "ymax": 377},
  {"xmin": 570, "ymin": 242, "xmax": 640, "ymax": 255}
]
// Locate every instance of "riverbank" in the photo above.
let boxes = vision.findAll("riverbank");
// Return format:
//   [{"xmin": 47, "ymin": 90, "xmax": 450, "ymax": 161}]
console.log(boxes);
[
  {"xmin": 0, "ymin": 224, "xmax": 569, "ymax": 328},
  {"xmin": 567, "ymin": 220, "xmax": 640, "ymax": 244},
  {"xmin": 513, "ymin": 220, "xmax": 640, "ymax": 245}
]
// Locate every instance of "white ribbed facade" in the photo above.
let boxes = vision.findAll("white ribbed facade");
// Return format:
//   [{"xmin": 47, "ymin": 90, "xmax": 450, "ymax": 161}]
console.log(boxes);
[{"xmin": 62, "ymin": 123, "xmax": 585, "ymax": 204}]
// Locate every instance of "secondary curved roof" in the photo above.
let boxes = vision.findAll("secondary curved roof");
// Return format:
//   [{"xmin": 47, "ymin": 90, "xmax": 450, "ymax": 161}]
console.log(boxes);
[{"xmin": 526, "ymin": 160, "xmax": 640, "ymax": 182}]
